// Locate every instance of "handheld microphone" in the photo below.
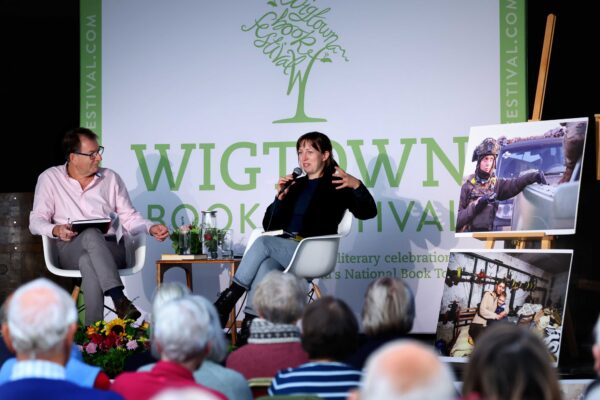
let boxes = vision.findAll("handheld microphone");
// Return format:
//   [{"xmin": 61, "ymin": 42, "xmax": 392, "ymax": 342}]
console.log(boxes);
[{"xmin": 278, "ymin": 167, "xmax": 303, "ymax": 195}]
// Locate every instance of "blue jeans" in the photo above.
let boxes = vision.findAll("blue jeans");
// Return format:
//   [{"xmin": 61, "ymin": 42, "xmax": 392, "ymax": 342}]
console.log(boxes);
[{"xmin": 233, "ymin": 235, "xmax": 299, "ymax": 315}]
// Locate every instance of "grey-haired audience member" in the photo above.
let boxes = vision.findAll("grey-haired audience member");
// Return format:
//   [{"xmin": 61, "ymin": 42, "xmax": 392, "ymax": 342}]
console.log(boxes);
[
  {"xmin": 226, "ymin": 271, "xmax": 309, "ymax": 381},
  {"xmin": 151, "ymin": 282, "xmax": 191, "ymax": 319},
  {"xmin": 139, "ymin": 284, "xmax": 252, "ymax": 400},
  {"xmin": 0, "ymin": 278, "xmax": 122, "ymax": 400},
  {"xmin": 349, "ymin": 340, "xmax": 456, "ymax": 400},
  {"xmin": 583, "ymin": 315, "xmax": 600, "ymax": 399},
  {"xmin": 253, "ymin": 270, "xmax": 307, "ymax": 324},
  {"xmin": 346, "ymin": 277, "xmax": 415, "ymax": 369},
  {"xmin": 462, "ymin": 323, "xmax": 561, "ymax": 400},
  {"xmin": 112, "ymin": 297, "xmax": 226, "ymax": 400}
]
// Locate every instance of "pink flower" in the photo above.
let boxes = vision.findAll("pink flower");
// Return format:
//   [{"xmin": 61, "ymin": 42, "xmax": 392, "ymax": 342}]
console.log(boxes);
[
  {"xmin": 85, "ymin": 342, "xmax": 98, "ymax": 354},
  {"xmin": 126, "ymin": 340, "xmax": 138, "ymax": 350}
]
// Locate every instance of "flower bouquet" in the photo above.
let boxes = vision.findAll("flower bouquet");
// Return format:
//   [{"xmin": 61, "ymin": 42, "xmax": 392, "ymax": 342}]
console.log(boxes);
[
  {"xmin": 74, "ymin": 318, "xmax": 150, "ymax": 378},
  {"xmin": 169, "ymin": 224, "xmax": 202, "ymax": 255}
]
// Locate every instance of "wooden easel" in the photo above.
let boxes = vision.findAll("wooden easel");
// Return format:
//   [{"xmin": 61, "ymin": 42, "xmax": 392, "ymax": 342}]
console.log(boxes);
[
  {"xmin": 475, "ymin": 14, "xmax": 557, "ymax": 250},
  {"xmin": 473, "ymin": 232, "xmax": 554, "ymax": 249}
]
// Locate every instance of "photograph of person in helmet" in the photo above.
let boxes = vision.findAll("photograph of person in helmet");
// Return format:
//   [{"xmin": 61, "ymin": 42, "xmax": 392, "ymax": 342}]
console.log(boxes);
[
  {"xmin": 457, "ymin": 137, "xmax": 547, "ymax": 233},
  {"xmin": 456, "ymin": 117, "xmax": 588, "ymax": 235}
]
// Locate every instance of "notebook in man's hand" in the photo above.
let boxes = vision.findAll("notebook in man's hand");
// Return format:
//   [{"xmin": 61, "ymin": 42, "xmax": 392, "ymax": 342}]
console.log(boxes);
[{"xmin": 70, "ymin": 218, "xmax": 112, "ymax": 234}]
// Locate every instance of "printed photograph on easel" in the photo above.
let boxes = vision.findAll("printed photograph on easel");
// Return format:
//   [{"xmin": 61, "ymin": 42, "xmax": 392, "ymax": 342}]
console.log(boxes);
[
  {"xmin": 455, "ymin": 117, "xmax": 588, "ymax": 236},
  {"xmin": 434, "ymin": 249, "xmax": 573, "ymax": 365}
]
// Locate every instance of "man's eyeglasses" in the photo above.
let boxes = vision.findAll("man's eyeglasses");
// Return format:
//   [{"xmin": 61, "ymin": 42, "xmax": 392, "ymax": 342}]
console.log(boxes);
[{"xmin": 73, "ymin": 146, "xmax": 104, "ymax": 159}]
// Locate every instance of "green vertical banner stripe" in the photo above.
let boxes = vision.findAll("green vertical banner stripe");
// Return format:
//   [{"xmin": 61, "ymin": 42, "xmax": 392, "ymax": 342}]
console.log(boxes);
[
  {"xmin": 499, "ymin": 0, "xmax": 527, "ymax": 123},
  {"xmin": 80, "ymin": 0, "xmax": 102, "ymax": 140}
]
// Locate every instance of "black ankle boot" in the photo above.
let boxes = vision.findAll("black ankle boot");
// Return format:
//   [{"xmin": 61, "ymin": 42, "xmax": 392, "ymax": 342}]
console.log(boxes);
[
  {"xmin": 237, "ymin": 313, "xmax": 257, "ymax": 347},
  {"xmin": 214, "ymin": 282, "xmax": 246, "ymax": 327}
]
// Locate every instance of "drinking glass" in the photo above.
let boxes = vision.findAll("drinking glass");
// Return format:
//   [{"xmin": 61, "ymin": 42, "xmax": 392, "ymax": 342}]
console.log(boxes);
[{"xmin": 220, "ymin": 229, "xmax": 234, "ymax": 258}]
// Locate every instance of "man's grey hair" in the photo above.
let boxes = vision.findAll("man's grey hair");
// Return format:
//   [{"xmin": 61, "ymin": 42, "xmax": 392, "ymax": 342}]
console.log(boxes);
[
  {"xmin": 153, "ymin": 296, "xmax": 210, "ymax": 363},
  {"xmin": 362, "ymin": 277, "xmax": 415, "ymax": 336},
  {"xmin": 188, "ymin": 295, "xmax": 227, "ymax": 362},
  {"xmin": 253, "ymin": 271, "xmax": 306, "ymax": 324},
  {"xmin": 360, "ymin": 340, "xmax": 455, "ymax": 400},
  {"xmin": 6, "ymin": 278, "xmax": 77, "ymax": 357}
]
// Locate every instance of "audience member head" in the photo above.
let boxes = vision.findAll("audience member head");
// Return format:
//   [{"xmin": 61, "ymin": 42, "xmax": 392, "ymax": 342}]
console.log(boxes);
[
  {"xmin": 150, "ymin": 282, "xmax": 192, "ymax": 359},
  {"xmin": 153, "ymin": 296, "xmax": 211, "ymax": 369},
  {"xmin": 253, "ymin": 271, "xmax": 306, "ymax": 324},
  {"xmin": 62, "ymin": 127, "xmax": 98, "ymax": 159},
  {"xmin": 301, "ymin": 296, "xmax": 358, "ymax": 361},
  {"xmin": 350, "ymin": 339, "xmax": 455, "ymax": 400},
  {"xmin": 188, "ymin": 295, "xmax": 227, "ymax": 363},
  {"xmin": 151, "ymin": 282, "xmax": 191, "ymax": 322},
  {"xmin": 361, "ymin": 277, "xmax": 414, "ymax": 337},
  {"xmin": 462, "ymin": 323, "xmax": 561, "ymax": 400},
  {"xmin": 2, "ymin": 278, "xmax": 77, "ymax": 361},
  {"xmin": 593, "ymin": 314, "xmax": 600, "ymax": 376}
]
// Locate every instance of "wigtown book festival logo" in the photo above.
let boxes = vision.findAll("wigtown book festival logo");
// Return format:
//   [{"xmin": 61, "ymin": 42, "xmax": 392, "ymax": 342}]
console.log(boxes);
[{"xmin": 242, "ymin": 0, "xmax": 349, "ymax": 124}]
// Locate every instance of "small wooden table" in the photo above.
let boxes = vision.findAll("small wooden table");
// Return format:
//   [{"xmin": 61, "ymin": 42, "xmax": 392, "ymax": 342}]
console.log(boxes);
[{"xmin": 156, "ymin": 257, "xmax": 242, "ymax": 344}]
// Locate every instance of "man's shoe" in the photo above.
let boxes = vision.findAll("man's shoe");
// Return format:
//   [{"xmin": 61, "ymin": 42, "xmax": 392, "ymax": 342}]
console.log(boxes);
[
  {"xmin": 114, "ymin": 297, "xmax": 142, "ymax": 321},
  {"xmin": 214, "ymin": 283, "xmax": 246, "ymax": 328}
]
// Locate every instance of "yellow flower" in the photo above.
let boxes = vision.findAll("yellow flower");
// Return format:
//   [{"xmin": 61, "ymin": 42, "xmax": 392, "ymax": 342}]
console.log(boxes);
[
  {"xmin": 141, "ymin": 321, "xmax": 150, "ymax": 330},
  {"xmin": 103, "ymin": 318, "xmax": 127, "ymax": 336}
]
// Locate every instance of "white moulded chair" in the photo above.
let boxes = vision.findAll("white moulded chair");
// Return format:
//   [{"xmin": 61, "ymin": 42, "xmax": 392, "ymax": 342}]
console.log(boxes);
[
  {"xmin": 245, "ymin": 209, "xmax": 353, "ymax": 299},
  {"xmin": 42, "ymin": 231, "xmax": 147, "ymax": 303},
  {"xmin": 285, "ymin": 209, "xmax": 353, "ymax": 299}
]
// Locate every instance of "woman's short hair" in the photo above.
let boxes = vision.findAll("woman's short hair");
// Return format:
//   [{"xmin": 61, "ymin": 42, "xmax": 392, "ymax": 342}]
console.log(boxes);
[
  {"xmin": 362, "ymin": 277, "xmax": 414, "ymax": 336},
  {"xmin": 301, "ymin": 296, "xmax": 358, "ymax": 360},
  {"xmin": 151, "ymin": 282, "xmax": 191, "ymax": 322},
  {"xmin": 153, "ymin": 297, "xmax": 210, "ymax": 363},
  {"xmin": 296, "ymin": 131, "xmax": 338, "ymax": 175},
  {"xmin": 7, "ymin": 278, "xmax": 77, "ymax": 356},
  {"xmin": 188, "ymin": 295, "xmax": 227, "ymax": 363},
  {"xmin": 462, "ymin": 324, "xmax": 561, "ymax": 400},
  {"xmin": 253, "ymin": 271, "xmax": 306, "ymax": 324}
]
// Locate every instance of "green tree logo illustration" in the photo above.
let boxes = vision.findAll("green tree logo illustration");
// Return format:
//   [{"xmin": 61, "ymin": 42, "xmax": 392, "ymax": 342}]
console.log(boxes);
[{"xmin": 242, "ymin": 0, "xmax": 349, "ymax": 124}]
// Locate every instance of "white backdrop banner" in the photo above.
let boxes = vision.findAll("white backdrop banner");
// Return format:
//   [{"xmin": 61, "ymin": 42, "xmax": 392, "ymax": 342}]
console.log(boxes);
[{"xmin": 80, "ymin": 0, "xmax": 526, "ymax": 332}]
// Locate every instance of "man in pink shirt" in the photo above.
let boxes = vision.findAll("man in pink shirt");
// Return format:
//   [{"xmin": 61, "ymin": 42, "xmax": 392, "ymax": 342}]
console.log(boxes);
[{"xmin": 29, "ymin": 127, "xmax": 169, "ymax": 325}]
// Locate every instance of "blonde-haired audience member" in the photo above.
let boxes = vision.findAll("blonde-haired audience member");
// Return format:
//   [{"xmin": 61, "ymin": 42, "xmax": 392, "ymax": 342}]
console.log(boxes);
[{"xmin": 346, "ymin": 277, "xmax": 415, "ymax": 369}]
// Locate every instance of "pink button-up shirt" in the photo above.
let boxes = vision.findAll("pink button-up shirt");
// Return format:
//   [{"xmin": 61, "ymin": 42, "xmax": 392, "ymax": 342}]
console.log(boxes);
[{"xmin": 29, "ymin": 164, "xmax": 153, "ymax": 238}]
